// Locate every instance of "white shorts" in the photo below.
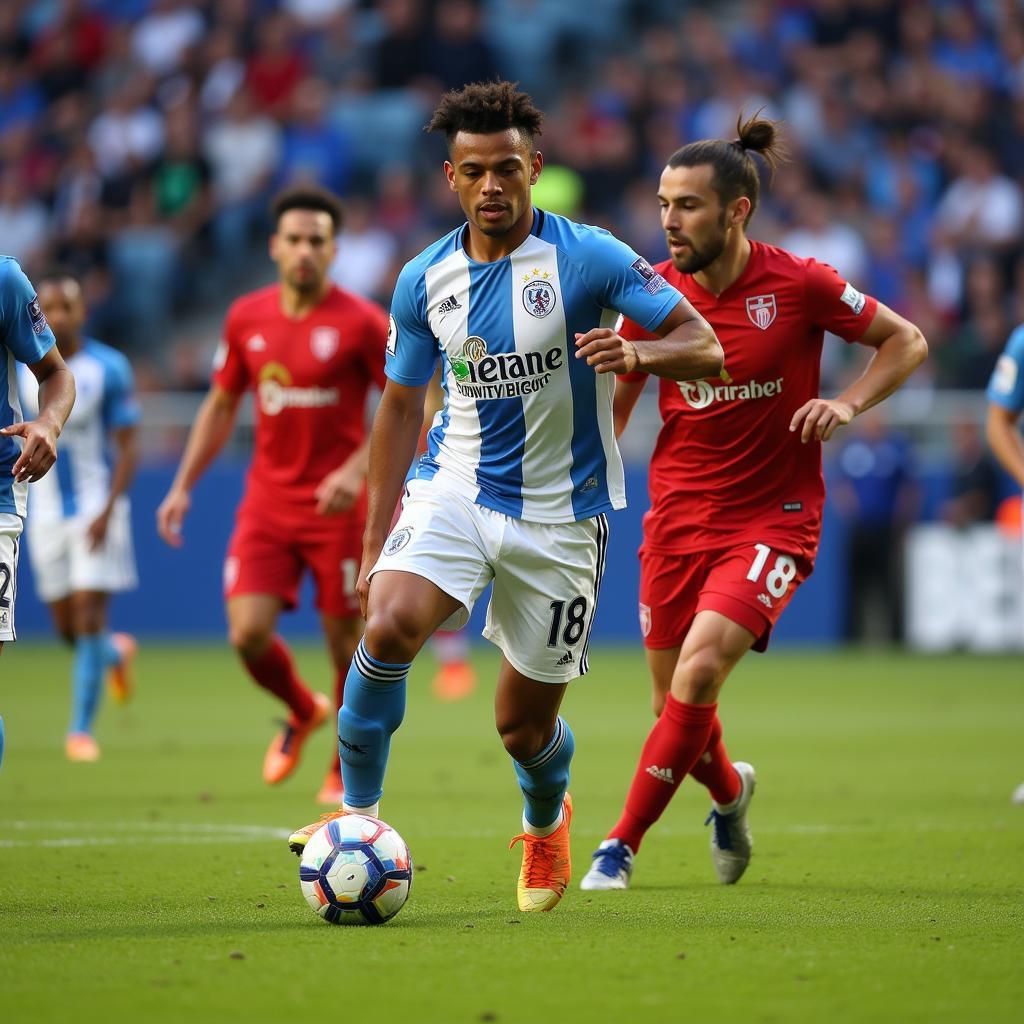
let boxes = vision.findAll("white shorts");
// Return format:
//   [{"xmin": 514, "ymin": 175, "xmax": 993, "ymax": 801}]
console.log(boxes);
[
  {"xmin": 0, "ymin": 513, "xmax": 22, "ymax": 642},
  {"xmin": 26, "ymin": 498, "xmax": 138, "ymax": 604},
  {"xmin": 370, "ymin": 479, "xmax": 610, "ymax": 683}
]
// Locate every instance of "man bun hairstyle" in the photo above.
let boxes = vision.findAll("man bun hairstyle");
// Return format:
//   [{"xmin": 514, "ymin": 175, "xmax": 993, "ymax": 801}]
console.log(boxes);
[
  {"xmin": 426, "ymin": 80, "xmax": 544, "ymax": 149},
  {"xmin": 270, "ymin": 184, "xmax": 344, "ymax": 232},
  {"xmin": 667, "ymin": 111, "xmax": 787, "ymax": 224}
]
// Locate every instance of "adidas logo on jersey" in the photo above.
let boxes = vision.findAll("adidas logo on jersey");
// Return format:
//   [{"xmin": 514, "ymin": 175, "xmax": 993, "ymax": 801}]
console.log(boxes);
[
  {"xmin": 758, "ymin": 593, "xmax": 773, "ymax": 608},
  {"xmin": 678, "ymin": 376, "xmax": 784, "ymax": 410},
  {"xmin": 436, "ymin": 295, "xmax": 462, "ymax": 318},
  {"xmin": 646, "ymin": 764, "xmax": 674, "ymax": 784},
  {"xmin": 556, "ymin": 650, "xmax": 574, "ymax": 666}
]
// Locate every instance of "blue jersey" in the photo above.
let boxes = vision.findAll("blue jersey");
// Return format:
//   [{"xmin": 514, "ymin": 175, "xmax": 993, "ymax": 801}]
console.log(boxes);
[
  {"xmin": 386, "ymin": 209, "xmax": 682, "ymax": 523},
  {"xmin": 0, "ymin": 256, "xmax": 56, "ymax": 516},
  {"xmin": 988, "ymin": 323, "xmax": 1024, "ymax": 416},
  {"xmin": 19, "ymin": 338, "xmax": 139, "ymax": 522}
]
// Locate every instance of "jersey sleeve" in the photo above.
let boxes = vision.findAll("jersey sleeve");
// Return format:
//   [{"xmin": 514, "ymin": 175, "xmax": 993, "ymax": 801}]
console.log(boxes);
[
  {"xmin": 573, "ymin": 231, "xmax": 683, "ymax": 333},
  {"xmin": 101, "ymin": 348, "xmax": 141, "ymax": 430},
  {"xmin": 0, "ymin": 258, "xmax": 56, "ymax": 364},
  {"xmin": 385, "ymin": 262, "xmax": 438, "ymax": 386},
  {"xmin": 987, "ymin": 324, "xmax": 1024, "ymax": 413},
  {"xmin": 211, "ymin": 301, "xmax": 250, "ymax": 394},
  {"xmin": 803, "ymin": 259, "xmax": 879, "ymax": 343},
  {"xmin": 616, "ymin": 313, "xmax": 656, "ymax": 382}
]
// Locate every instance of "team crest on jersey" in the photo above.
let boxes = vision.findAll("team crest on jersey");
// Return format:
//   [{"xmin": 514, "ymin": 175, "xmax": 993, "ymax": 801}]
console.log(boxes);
[
  {"xmin": 386, "ymin": 315, "xmax": 397, "ymax": 355},
  {"xmin": 639, "ymin": 603, "xmax": 652, "ymax": 638},
  {"xmin": 383, "ymin": 526, "xmax": 413, "ymax": 555},
  {"xmin": 522, "ymin": 278, "xmax": 556, "ymax": 318},
  {"xmin": 745, "ymin": 294, "xmax": 777, "ymax": 331},
  {"xmin": 310, "ymin": 326, "xmax": 339, "ymax": 361}
]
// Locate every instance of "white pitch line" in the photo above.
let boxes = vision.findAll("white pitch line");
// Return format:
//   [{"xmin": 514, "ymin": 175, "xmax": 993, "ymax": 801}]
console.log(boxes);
[{"xmin": 0, "ymin": 820, "xmax": 289, "ymax": 838}]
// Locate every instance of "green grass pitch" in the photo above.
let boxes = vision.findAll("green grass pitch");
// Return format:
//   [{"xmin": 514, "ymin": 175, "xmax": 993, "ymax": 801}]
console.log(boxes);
[{"xmin": 1, "ymin": 641, "xmax": 1022, "ymax": 1023}]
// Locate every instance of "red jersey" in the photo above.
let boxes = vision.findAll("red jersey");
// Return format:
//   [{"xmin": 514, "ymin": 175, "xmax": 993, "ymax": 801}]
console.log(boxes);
[
  {"xmin": 621, "ymin": 241, "xmax": 878, "ymax": 559},
  {"xmin": 213, "ymin": 283, "xmax": 388, "ymax": 511}
]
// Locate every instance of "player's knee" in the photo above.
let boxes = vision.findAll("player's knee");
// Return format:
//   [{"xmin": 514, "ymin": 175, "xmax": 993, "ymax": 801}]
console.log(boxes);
[
  {"xmin": 228, "ymin": 621, "xmax": 273, "ymax": 660},
  {"xmin": 678, "ymin": 646, "xmax": 727, "ymax": 701},
  {"xmin": 495, "ymin": 718, "xmax": 548, "ymax": 763},
  {"xmin": 363, "ymin": 605, "xmax": 426, "ymax": 664}
]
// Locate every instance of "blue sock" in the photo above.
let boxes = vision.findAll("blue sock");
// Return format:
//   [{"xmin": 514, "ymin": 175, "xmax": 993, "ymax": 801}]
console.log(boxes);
[
  {"xmin": 514, "ymin": 717, "xmax": 575, "ymax": 829},
  {"xmin": 70, "ymin": 634, "xmax": 105, "ymax": 735},
  {"xmin": 101, "ymin": 634, "xmax": 121, "ymax": 668},
  {"xmin": 337, "ymin": 640, "xmax": 409, "ymax": 808}
]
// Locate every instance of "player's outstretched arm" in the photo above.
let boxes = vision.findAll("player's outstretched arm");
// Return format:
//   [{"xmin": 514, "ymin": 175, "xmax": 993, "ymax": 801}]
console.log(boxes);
[
  {"xmin": 575, "ymin": 298, "xmax": 722, "ymax": 381},
  {"xmin": 1, "ymin": 347, "xmax": 75, "ymax": 482},
  {"xmin": 790, "ymin": 302, "xmax": 928, "ymax": 443},
  {"xmin": 156, "ymin": 384, "xmax": 241, "ymax": 547},
  {"xmin": 986, "ymin": 404, "xmax": 1024, "ymax": 488},
  {"xmin": 357, "ymin": 378, "xmax": 429, "ymax": 616}
]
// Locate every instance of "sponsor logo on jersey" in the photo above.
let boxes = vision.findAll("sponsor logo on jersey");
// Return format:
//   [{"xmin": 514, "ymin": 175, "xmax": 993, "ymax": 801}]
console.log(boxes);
[
  {"xmin": 630, "ymin": 257, "xmax": 669, "ymax": 295},
  {"xmin": 522, "ymin": 272, "xmax": 556, "ymax": 318},
  {"xmin": 449, "ymin": 336, "xmax": 563, "ymax": 400},
  {"xmin": 383, "ymin": 526, "xmax": 413, "ymax": 555},
  {"xmin": 678, "ymin": 376, "xmax": 784, "ymax": 410},
  {"xmin": 839, "ymin": 281, "xmax": 867, "ymax": 315},
  {"xmin": 436, "ymin": 294, "xmax": 462, "ymax": 319},
  {"xmin": 386, "ymin": 315, "xmax": 397, "ymax": 355},
  {"xmin": 27, "ymin": 295, "xmax": 47, "ymax": 335},
  {"xmin": 992, "ymin": 354, "xmax": 1018, "ymax": 395},
  {"xmin": 745, "ymin": 293, "xmax": 777, "ymax": 330},
  {"xmin": 256, "ymin": 362, "xmax": 339, "ymax": 416},
  {"xmin": 639, "ymin": 602, "xmax": 652, "ymax": 638},
  {"xmin": 310, "ymin": 326, "xmax": 339, "ymax": 361}
]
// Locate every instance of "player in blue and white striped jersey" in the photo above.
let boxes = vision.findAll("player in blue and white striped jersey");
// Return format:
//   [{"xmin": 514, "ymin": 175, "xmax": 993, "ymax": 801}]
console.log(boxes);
[
  {"xmin": 985, "ymin": 321, "xmax": 1024, "ymax": 805},
  {"xmin": 0, "ymin": 256, "xmax": 76, "ymax": 770},
  {"xmin": 19, "ymin": 271, "xmax": 140, "ymax": 763},
  {"xmin": 288, "ymin": 82, "xmax": 723, "ymax": 911}
]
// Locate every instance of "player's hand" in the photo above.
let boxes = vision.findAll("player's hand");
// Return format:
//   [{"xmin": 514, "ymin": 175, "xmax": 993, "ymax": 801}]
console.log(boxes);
[
  {"xmin": 355, "ymin": 547, "xmax": 382, "ymax": 619},
  {"xmin": 85, "ymin": 509, "xmax": 111, "ymax": 552},
  {"xmin": 574, "ymin": 329, "xmax": 639, "ymax": 375},
  {"xmin": 789, "ymin": 398, "xmax": 855, "ymax": 443},
  {"xmin": 0, "ymin": 418, "xmax": 59, "ymax": 482},
  {"xmin": 156, "ymin": 488, "xmax": 190, "ymax": 547},
  {"xmin": 315, "ymin": 464, "xmax": 363, "ymax": 516}
]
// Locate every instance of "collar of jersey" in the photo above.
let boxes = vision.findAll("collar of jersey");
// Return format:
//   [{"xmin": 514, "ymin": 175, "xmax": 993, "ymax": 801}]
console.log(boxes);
[{"xmin": 457, "ymin": 208, "xmax": 545, "ymax": 266}]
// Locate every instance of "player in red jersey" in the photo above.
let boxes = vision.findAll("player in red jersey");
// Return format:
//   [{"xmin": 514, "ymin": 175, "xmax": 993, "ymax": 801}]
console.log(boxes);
[
  {"xmin": 581, "ymin": 116, "xmax": 928, "ymax": 891},
  {"xmin": 156, "ymin": 186, "xmax": 387, "ymax": 802}
]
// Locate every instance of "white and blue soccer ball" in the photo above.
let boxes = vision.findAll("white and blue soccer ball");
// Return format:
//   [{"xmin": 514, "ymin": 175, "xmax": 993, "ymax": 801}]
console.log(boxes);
[{"xmin": 298, "ymin": 815, "xmax": 412, "ymax": 925}]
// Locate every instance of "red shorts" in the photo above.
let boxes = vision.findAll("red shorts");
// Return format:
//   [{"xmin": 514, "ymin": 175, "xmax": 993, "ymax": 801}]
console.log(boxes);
[
  {"xmin": 224, "ymin": 503, "xmax": 363, "ymax": 619},
  {"xmin": 638, "ymin": 542, "xmax": 813, "ymax": 652}
]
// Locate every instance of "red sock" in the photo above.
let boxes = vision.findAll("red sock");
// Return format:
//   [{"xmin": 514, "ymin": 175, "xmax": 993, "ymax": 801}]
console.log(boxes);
[
  {"xmin": 687, "ymin": 713, "xmax": 741, "ymax": 806},
  {"xmin": 609, "ymin": 696, "xmax": 717, "ymax": 853},
  {"xmin": 242, "ymin": 635, "xmax": 314, "ymax": 721},
  {"xmin": 329, "ymin": 660, "xmax": 350, "ymax": 774}
]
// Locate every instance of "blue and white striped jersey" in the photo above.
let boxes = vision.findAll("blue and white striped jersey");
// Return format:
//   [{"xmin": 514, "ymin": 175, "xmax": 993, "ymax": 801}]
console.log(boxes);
[
  {"xmin": 19, "ymin": 338, "xmax": 139, "ymax": 521},
  {"xmin": 0, "ymin": 256, "xmax": 56, "ymax": 517},
  {"xmin": 988, "ymin": 323, "xmax": 1024, "ymax": 416},
  {"xmin": 387, "ymin": 209, "xmax": 682, "ymax": 523}
]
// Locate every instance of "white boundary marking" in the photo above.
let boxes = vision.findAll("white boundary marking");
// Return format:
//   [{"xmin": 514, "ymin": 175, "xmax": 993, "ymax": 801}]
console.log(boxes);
[{"xmin": 0, "ymin": 819, "xmax": 290, "ymax": 849}]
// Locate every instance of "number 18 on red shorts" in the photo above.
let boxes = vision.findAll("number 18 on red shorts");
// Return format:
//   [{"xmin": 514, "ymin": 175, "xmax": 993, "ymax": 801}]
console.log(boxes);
[{"xmin": 639, "ymin": 542, "xmax": 813, "ymax": 652}]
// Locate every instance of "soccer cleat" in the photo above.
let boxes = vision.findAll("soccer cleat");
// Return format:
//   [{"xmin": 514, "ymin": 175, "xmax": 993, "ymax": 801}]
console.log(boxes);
[
  {"xmin": 107, "ymin": 632, "xmax": 138, "ymax": 704},
  {"xmin": 287, "ymin": 810, "xmax": 347, "ymax": 856},
  {"xmin": 262, "ymin": 691, "xmax": 331, "ymax": 785},
  {"xmin": 705, "ymin": 760, "xmax": 756, "ymax": 884},
  {"xmin": 431, "ymin": 661, "xmax": 476, "ymax": 702},
  {"xmin": 579, "ymin": 838, "xmax": 634, "ymax": 891},
  {"xmin": 316, "ymin": 767, "xmax": 344, "ymax": 806},
  {"xmin": 65, "ymin": 733, "xmax": 101, "ymax": 762},
  {"xmin": 1012, "ymin": 781, "xmax": 1024, "ymax": 806},
  {"xmin": 509, "ymin": 793, "xmax": 573, "ymax": 912}
]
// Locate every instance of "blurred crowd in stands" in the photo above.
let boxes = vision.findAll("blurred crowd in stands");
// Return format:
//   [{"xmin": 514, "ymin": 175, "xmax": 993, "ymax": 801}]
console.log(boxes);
[{"xmin": 5, "ymin": 0, "xmax": 1024, "ymax": 394}]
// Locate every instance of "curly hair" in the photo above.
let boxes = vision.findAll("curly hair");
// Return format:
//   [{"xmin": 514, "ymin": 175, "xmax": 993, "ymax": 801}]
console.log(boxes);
[
  {"xmin": 270, "ymin": 184, "xmax": 344, "ymax": 232},
  {"xmin": 426, "ymin": 80, "xmax": 544, "ymax": 148}
]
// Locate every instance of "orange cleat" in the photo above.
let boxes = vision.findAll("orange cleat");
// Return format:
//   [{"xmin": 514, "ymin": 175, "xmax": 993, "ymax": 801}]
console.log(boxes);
[
  {"xmin": 509, "ymin": 793, "xmax": 573, "ymax": 912},
  {"xmin": 65, "ymin": 733, "xmax": 101, "ymax": 762},
  {"xmin": 107, "ymin": 633, "xmax": 138, "ymax": 704},
  {"xmin": 316, "ymin": 767, "xmax": 344, "ymax": 806},
  {"xmin": 287, "ymin": 810, "xmax": 347, "ymax": 856},
  {"xmin": 262, "ymin": 692, "xmax": 331, "ymax": 785},
  {"xmin": 432, "ymin": 661, "xmax": 477, "ymax": 702}
]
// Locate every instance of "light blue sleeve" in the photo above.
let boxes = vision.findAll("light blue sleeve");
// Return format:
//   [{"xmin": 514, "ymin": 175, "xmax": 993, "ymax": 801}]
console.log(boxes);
[
  {"xmin": 98, "ymin": 345, "xmax": 141, "ymax": 430},
  {"xmin": 0, "ymin": 258, "xmax": 56, "ymax": 364},
  {"xmin": 571, "ymin": 228, "xmax": 682, "ymax": 333},
  {"xmin": 987, "ymin": 325, "xmax": 1024, "ymax": 413},
  {"xmin": 384, "ymin": 262, "xmax": 439, "ymax": 387}
]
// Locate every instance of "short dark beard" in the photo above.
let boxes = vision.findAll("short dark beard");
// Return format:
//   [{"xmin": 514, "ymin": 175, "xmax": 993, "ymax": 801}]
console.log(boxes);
[{"xmin": 671, "ymin": 211, "xmax": 728, "ymax": 274}]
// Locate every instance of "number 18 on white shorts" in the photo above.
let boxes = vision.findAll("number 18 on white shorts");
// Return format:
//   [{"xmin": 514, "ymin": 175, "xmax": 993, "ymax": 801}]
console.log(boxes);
[{"xmin": 370, "ymin": 480, "xmax": 610, "ymax": 684}]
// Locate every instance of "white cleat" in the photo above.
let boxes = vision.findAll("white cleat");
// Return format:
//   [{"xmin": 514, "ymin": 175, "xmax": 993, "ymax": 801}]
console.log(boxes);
[
  {"xmin": 579, "ymin": 838, "xmax": 634, "ymax": 891},
  {"xmin": 705, "ymin": 761, "xmax": 756, "ymax": 885},
  {"xmin": 1012, "ymin": 781, "xmax": 1024, "ymax": 806}
]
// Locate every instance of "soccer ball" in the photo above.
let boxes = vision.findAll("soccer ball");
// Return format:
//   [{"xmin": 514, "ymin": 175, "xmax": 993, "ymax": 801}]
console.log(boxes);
[{"xmin": 298, "ymin": 815, "xmax": 412, "ymax": 925}]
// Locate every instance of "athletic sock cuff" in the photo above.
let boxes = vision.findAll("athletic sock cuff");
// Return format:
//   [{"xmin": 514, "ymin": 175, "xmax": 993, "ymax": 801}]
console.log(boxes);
[
  {"xmin": 516, "ymin": 716, "xmax": 569, "ymax": 770},
  {"xmin": 354, "ymin": 640, "xmax": 410, "ymax": 684},
  {"xmin": 663, "ymin": 695, "xmax": 717, "ymax": 727}
]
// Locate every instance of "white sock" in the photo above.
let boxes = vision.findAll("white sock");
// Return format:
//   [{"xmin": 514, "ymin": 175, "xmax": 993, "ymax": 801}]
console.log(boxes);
[
  {"xmin": 343, "ymin": 801, "xmax": 380, "ymax": 818},
  {"xmin": 523, "ymin": 807, "xmax": 563, "ymax": 838}
]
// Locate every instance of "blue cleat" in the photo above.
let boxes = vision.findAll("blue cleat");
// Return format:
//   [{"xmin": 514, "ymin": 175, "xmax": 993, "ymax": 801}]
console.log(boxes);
[{"xmin": 579, "ymin": 837, "xmax": 634, "ymax": 891}]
